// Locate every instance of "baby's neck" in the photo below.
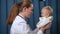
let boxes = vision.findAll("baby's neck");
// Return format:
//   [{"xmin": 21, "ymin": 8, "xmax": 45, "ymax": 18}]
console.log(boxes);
[
  {"xmin": 43, "ymin": 15, "xmax": 52, "ymax": 18},
  {"xmin": 44, "ymin": 16, "xmax": 50, "ymax": 18}
]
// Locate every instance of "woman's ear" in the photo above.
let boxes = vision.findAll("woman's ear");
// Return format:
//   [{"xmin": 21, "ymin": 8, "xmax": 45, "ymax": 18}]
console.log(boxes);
[{"xmin": 23, "ymin": 7, "xmax": 27, "ymax": 12}]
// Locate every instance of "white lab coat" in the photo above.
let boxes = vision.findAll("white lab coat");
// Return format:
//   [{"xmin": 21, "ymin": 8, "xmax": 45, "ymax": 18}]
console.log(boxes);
[{"xmin": 10, "ymin": 15, "xmax": 44, "ymax": 34}]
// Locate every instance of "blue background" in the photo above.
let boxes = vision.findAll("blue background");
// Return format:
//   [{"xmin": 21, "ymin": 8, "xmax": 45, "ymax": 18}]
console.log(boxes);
[{"xmin": 0, "ymin": 0, "xmax": 59, "ymax": 34}]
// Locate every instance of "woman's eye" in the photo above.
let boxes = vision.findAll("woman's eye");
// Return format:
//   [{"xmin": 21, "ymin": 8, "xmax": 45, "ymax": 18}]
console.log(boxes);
[{"xmin": 31, "ymin": 10, "xmax": 33, "ymax": 11}]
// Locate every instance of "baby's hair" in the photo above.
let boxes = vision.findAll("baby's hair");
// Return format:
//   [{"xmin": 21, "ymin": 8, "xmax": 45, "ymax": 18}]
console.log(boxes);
[{"xmin": 42, "ymin": 6, "xmax": 53, "ymax": 16}]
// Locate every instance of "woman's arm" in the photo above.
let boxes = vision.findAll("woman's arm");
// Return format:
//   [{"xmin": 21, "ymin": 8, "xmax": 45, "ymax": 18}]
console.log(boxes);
[{"xmin": 40, "ymin": 23, "xmax": 52, "ymax": 32}]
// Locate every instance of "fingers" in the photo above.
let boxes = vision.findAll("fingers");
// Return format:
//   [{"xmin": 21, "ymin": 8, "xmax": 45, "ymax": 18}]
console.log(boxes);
[
  {"xmin": 45, "ymin": 23, "xmax": 52, "ymax": 30},
  {"xmin": 41, "ymin": 22, "xmax": 52, "ymax": 30}
]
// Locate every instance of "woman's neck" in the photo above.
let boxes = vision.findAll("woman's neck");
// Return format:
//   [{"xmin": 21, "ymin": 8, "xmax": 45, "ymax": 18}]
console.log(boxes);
[{"xmin": 19, "ymin": 13, "xmax": 26, "ymax": 19}]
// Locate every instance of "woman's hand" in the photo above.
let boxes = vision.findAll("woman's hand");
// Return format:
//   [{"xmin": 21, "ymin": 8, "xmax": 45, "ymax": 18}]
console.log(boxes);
[{"xmin": 40, "ymin": 23, "xmax": 52, "ymax": 32}]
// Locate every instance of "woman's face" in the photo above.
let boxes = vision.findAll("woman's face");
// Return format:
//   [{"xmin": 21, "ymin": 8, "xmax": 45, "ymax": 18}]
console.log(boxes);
[{"xmin": 25, "ymin": 4, "xmax": 33, "ymax": 18}]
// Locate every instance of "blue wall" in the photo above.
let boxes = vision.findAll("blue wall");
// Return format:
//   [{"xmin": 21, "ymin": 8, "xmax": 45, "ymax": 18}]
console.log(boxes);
[
  {"xmin": 0, "ymin": 0, "xmax": 58, "ymax": 34},
  {"xmin": 57, "ymin": 0, "xmax": 60, "ymax": 34}
]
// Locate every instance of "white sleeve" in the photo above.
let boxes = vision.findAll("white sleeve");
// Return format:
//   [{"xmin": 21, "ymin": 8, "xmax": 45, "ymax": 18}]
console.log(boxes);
[
  {"xmin": 16, "ymin": 22, "xmax": 30, "ymax": 34},
  {"xmin": 37, "ymin": 18, "xmax": 51, "ymax": 28},
  {"xmin": 37, "ymin": 29, "xmax": 44, "ymax": 34}
]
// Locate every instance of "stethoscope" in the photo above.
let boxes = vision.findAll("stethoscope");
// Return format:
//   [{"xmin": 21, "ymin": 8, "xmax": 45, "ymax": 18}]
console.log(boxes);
[
  {"xmin": 18, "ymin": 15, "xmax": 29, "ymax": 24},
  {"xmin": 18, "ymin": 15, "xmax": 25, "ymax": 20}
]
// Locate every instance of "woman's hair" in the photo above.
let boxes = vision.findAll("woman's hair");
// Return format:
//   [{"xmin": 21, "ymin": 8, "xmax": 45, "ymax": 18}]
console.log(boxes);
[
  {"xmin": 7, "ymin": 0, "xmax": 32, "ymax": 25},
  {"xmin": 42, "ymin": 6, "xmax": 53, "ymax": 16}
]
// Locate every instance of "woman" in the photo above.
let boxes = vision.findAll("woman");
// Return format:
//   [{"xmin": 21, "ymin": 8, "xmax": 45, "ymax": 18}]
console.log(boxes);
[{"xmin": 7, "ymin": 0, "xmax": 51, "ymax": 34}]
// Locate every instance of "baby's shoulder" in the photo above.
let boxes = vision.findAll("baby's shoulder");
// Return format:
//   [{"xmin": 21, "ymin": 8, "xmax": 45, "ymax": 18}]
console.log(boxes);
[
  {"xmin": 48, "ymin": 16, "xmax": 53, "ymax": 20},
  {"xmin": 48, "ymin": 16, "xmax": 53, "ymax": 19}
]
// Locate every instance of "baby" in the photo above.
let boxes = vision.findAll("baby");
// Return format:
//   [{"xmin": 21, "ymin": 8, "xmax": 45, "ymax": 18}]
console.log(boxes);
[
  {"xmin": 36, "ymin": 6, "xmax": 53, "ymax": 34},
  {"xmin": 28, "ymin": 6, "xmax": 53, "ymax": 34}
]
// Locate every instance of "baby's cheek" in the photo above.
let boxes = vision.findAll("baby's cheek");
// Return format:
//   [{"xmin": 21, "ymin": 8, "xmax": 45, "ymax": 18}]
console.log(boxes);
[{"xmin": 41, "ymin": 13, "xmax": 44, "ymax": 16}]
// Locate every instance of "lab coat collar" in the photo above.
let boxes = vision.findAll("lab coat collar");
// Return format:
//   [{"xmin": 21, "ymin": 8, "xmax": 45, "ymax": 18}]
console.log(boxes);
[
  {"xmin": 18, "ymin": 14, "xmax": 29, "ymax": 24},
  {"xmin": 18, "ymin": 14, "xmax": 25, "ymax": 19}
]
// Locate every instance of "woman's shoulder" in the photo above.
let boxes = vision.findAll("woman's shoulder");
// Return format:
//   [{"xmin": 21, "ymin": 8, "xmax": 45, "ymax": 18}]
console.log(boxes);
[{"xmin": 13, "ymin": 15, "xmax": 27, "ymax": 24}]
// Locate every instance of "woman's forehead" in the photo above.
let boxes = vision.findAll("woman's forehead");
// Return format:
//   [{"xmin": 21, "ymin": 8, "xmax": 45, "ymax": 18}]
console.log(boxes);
[{"xmin": 29, "ymin": 4, "xmax": 33, "ymax": 9}]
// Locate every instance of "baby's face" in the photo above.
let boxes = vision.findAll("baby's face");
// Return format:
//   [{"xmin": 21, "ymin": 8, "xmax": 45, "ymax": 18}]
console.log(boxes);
[{"xmin": 41, "ymin": 8, "xmax": 50, "ymax": 17}]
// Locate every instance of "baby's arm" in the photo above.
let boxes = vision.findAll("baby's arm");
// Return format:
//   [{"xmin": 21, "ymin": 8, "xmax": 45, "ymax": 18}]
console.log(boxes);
[
  {"xmin": 39, "ymin": 18, "xmax": 50, "ymax": 28},
  {"xmin": 36, "ymin": 19, "xmax": 49, "ymax": 28},
  {"xmin": 36, "ymin": 17, "xmax": 53, "ymax": 28}
]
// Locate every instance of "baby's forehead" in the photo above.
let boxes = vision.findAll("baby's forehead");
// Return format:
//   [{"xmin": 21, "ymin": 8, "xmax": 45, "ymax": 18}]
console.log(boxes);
[
  {"xmin": 42, "ymin": 7, "xmax": 50, "ymax": 10},
  {"xmin": 42, "ymin": 8, "xmax": 52, "ymax": 12},
  {"xmin": 42, "ymin": 7, "xmax": 53, "ymax": 12}
]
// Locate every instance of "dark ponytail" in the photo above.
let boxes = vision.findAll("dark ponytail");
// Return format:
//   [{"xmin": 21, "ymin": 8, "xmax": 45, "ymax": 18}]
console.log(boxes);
[{"xmin": 7, "ymin": 4, "xmax": 19, "ymax": 25}]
